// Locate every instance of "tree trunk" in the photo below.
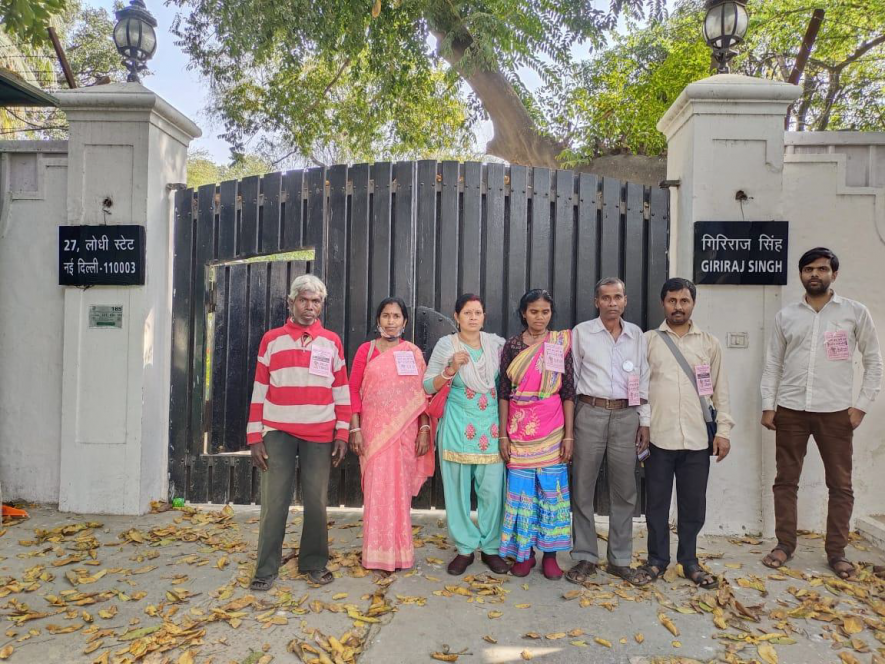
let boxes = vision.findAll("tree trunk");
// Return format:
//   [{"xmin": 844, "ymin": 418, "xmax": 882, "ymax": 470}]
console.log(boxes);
[{"xmin": 432, "ymin": 32, "xmax": 565, "ymax": 168}]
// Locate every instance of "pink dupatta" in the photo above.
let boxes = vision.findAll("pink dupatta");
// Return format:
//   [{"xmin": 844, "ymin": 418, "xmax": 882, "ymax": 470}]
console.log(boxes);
[{"xmin": 359, "ymin": 341, "xmax": 434, "ymax": 495}]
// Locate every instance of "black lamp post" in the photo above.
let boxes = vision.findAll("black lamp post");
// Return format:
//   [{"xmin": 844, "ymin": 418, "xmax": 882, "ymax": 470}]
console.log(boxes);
[
  {"xmin": 113, "ymin": 0, "xmax": 158, "ymax": 83},
  {"xmin": 703, "ymin": 0, "xmax": 749, "ymax": 74}
]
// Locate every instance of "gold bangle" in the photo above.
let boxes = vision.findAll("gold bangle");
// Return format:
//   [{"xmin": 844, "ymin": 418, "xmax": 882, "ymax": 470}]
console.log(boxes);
[{"xmin": 562, "ymin": 437, "xmax": 574, "ymax": 441}]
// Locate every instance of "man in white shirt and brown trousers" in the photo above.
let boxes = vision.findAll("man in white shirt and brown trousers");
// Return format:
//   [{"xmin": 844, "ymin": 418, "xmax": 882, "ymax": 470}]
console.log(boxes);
[
  {"xmin": 642, "ymin": 278, "xmax": 734, "ymax": 589},
  {"xmin": 566, "ymin": 277, "xmax": 651, "ymax": 587},
  {"xmin": 761, "ymin": 247, "xmax": 882, "ymax": 579}
]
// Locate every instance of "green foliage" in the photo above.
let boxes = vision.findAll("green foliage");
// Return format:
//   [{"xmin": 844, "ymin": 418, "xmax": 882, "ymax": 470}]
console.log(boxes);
[
  {"xmin": 170, "ymin": 0, "xmax": 664, "ymax": 163},
  {"xmin": 61, "ymin": 2, "xmax": 128, "ymax": 86},
  {"xmin": 0, "ymin": 0, "xmax": 66, "ymax": 46},
  {"xmin": 559, "ymin": 0, "xmax": 885, "ymax": 161},
  {"xmin": 187, "ymin": 150, "xmax": 275, "ymax": 188}
]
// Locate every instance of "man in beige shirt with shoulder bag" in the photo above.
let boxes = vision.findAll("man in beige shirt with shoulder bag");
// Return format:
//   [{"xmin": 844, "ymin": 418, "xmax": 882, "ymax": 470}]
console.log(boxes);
[{"xmin": 640, "ymin": 278, "xmax": 734, "ymax": 589}]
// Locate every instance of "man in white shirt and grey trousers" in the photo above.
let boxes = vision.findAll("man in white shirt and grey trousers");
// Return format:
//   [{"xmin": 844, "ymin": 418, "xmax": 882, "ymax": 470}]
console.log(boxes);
[
  {"xmin": 760, "ymin": 247, "xmax": 882, "ymax": 579},
  {"xmin": 566, "ymin": 277, "xmax": 651, "ymax": 587}
]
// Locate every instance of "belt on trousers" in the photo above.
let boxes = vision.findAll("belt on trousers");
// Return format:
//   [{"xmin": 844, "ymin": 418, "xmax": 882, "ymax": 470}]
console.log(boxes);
[{"xmin": 578, "ymin": 395, "xmax": 647, "ymax": 409}]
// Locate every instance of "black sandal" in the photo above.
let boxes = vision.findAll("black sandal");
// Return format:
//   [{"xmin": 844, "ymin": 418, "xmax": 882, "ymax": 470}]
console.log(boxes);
[
  {"xmin": 249, "ymin": 574, "xmax": 278, "ymax": 591},
  {"xmin": 684, "ymin": 564, "xmax": 718, "ymax": 589},
  {"xmin": 606, "ymin": 564, "xmax": 653, "ymax": 587},
  {"xmin": 761, "ymin": 545, "xmax": 792, "ymax": 569},
  {"xmin": 828, "ymin": 557, "xmax": 855, "ymax": 580},
  {"xmin": 639, "ymin": 563, "xmax": 666, "ymax": 583},
  {"xmin": 306, "ymin": 569, "xmax": 334, "ymax": 585},
  {"xmin": 565, "ymin": 561, "xmax": 596, "ymax": 585}
]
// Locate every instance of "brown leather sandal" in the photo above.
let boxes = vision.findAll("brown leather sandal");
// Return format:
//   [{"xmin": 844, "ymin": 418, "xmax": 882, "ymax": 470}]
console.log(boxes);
[
  {"xmin": 565, "ymin": 560, "xmax": 596, "ymax": 585},
  {"xmin": 828, "ymin": 557, "xmax": 855, "ymax": 579}
]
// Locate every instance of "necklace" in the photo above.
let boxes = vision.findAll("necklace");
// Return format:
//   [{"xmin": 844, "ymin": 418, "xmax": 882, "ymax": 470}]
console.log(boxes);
[
  {"xmin": 458, "ymin": 333, "xmax": 482, "ymax": 349},
  {"xmin": 524, "ymin": 329, "xmax": 547, "ymax": 343}
]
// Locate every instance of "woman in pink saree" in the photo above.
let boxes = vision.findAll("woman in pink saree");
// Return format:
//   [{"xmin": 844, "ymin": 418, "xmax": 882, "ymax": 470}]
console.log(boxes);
[{"xmin": 349, "ymin": 298, "xmax": 433, "ymax": 573}]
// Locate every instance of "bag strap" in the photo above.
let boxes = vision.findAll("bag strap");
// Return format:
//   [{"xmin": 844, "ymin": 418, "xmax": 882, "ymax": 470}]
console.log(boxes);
[
  {"xmin": 656, "ymin": 330, "xmax": 713, "ymax": 424},
  {"xmin": 366, "ymin": 339, "xmax": 377, "ymax": 363}
]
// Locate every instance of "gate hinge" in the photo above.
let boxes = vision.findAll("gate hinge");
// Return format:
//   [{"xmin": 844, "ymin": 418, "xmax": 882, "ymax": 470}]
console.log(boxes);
[{"xmin": 207, "ymin": 282, "xmax": 217, "ymax": 313}]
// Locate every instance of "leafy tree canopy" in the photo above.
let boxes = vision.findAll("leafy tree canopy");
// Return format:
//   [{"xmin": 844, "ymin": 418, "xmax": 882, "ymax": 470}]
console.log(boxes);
[
  {"xmin": 0, "ymin": 0, "xmax": 66, "ymax": 46},
  {"xmin": 187, "ymin": 149, "xmax": 275, "ymax": 188}
]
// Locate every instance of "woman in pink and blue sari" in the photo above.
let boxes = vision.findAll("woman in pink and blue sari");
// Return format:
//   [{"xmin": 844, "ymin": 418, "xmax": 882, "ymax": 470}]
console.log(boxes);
[
  {"xmin": 349, "ymin": 297, "xmax": 433, "ymax": 573},
  {"xmin": 498, "ymin": 289, "xmax": 576, "ymax": 580}
]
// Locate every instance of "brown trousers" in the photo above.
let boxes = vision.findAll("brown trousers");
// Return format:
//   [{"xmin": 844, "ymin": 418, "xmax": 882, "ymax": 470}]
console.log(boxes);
[{"xmin": 773, "ymin": 407, "xmax": 854, "ymax": 560}]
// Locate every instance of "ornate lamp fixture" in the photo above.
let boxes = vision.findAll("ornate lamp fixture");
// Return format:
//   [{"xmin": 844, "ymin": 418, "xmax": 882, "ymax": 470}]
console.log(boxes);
[
  {"xmin": 703, "ymin": 0, "xmax": 749, "ymax": 74},
  {"xmin": 113, "ymin": 0, "xmax": 158, "ymax": 83}
]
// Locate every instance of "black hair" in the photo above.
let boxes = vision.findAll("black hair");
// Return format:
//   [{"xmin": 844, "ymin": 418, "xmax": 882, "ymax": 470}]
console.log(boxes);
[
  {"xmin": 374, "ymin": 297, "xmax": 409, "ymax": 325},
  {"xmin": 454, "ymin": 293, "xmax": 485, "ymax": 315},
  {"xmin": 660, "ymin": 277, "xmax": 697, "ymax": 303},
  {"xmin": 518, "ymin": 289, "xmax": 556, "ymax": 328},
  {"xmin": 799, "ymin": 247, "xmax": 839, "ymax": 273}
]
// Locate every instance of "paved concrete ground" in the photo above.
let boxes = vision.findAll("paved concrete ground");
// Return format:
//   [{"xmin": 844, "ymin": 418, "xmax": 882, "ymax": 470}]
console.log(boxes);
[{"xmin": 0, "ymin": 504, "xmax": 883, "ymax": 664}]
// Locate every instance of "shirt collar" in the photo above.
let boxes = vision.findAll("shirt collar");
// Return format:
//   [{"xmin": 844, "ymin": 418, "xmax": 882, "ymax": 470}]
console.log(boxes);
[
  {"xmin": 800, "ymin": 289, "xmax": 841, "ymax": 310},
  {"xmin": 658, "ymin": 319, "xmax": 701, "ymax": 336},
  {"xmin": 588, "ymin": 317, "xmax": 635, "ymax": 338},
  {"xmin": 285, "ymin": 319, "xmax": 324, "ymax": 340}
]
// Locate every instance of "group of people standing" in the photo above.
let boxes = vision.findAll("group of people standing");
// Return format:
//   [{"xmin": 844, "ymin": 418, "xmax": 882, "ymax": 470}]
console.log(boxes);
[{"xmin": 245, "ymin": 246, "xmax": 881, "ymax": 592}]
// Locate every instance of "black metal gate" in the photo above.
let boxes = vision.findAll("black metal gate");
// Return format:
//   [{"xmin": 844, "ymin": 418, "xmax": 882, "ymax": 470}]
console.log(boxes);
[{"xmin": 170, "ymin": 162, "xmax": 669, "ymax": 509}]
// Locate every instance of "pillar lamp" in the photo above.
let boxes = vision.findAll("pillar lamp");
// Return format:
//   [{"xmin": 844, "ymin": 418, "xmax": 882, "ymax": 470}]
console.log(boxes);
[
  {"xmin": 703, "ymin": 0, "xmax": 749, "ymax": 74},
  {"xmin": 113, "ymin": 0, "xmax": 158, "ymax": 83}
]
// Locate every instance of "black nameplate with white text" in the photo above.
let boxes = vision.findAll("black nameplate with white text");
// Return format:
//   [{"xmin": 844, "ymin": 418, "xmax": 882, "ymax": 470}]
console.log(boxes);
[
  {"xmin": 694, "ymin": 221, "xmax": 789, "ymax": 286},
  {"xmin": 59, "ymin": 225, "xmax": 146, "ymax": 286}
]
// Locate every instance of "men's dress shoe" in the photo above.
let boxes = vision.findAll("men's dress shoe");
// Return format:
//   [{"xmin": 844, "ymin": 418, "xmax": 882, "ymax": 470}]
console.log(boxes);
[
  {"xmin": 481, "ymin": 552, "xmax": 510, "ymax": 574},
  {"xmin": 447, "ymin": 553, "xmax": 474, "ymax": 576}
]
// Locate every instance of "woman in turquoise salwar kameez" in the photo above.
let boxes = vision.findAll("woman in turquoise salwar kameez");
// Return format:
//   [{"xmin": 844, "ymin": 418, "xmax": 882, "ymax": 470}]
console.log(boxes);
[{"xmin": 424, "ymin": 294, "xmax": 509, "ymax": 576}]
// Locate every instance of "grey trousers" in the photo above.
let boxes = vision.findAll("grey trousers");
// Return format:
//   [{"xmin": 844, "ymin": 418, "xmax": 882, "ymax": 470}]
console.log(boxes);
[
  {"xmin": 253, "ymin": 430, "xmax": 333, "ymax": 578},
  {"xmin": 570, "ymin": 402, "xmax": 640, "ymax": 567}
]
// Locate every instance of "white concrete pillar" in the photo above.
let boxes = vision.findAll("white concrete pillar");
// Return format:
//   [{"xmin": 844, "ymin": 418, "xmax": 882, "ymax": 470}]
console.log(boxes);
[
  {"xmin": 54, "ymin": 83, "xmax": 200, "ymax": 514},
  {"xmin": 657, "ymin": 75, "xmax": 801, "ymax": 535}
]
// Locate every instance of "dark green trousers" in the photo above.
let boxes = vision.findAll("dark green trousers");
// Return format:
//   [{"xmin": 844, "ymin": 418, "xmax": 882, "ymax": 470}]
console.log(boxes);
[{"xmin": 253, "ymin": 431, "xmax": 333, "ymax": 578}]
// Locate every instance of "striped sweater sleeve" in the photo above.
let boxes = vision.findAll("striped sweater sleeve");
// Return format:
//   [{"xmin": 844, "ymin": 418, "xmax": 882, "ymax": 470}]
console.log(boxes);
[
  {"xmin": 246, "ymin": 332, "xmax": 272, "ymax": 445},
  {"xmin": 331, "ymin": 336, "xmax": 352, "ymax": 441}
]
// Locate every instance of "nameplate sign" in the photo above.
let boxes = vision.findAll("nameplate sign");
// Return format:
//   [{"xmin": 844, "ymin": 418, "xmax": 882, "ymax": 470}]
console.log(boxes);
[
  {"xmin": 694, "ymin": 221, "xmax": 789, "ymax": 286},
  {"xmin": 59, "ymin": 225, "xmax": 146, "ymax": 286}
]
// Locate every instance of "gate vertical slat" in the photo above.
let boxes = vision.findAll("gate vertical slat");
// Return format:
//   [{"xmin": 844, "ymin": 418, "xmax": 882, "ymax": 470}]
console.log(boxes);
[
  {"xmin": 647, "ymin": 187, "xmax": 670, "ymax": 330},
  {"xmin": 210, "ymin": 181, "xmax": 238, "ymax": 456},
  {"xmin": 218, "ymin": 180, "xmax": 238, "ymax": 258},
  {"xmin": 414, "ymin": 160, "xmax": 438, "ymax": 320},
  {"xmin": 239, "ymin": 176, "xmax": 260, "ymax": 256},
  {"xmin": 506, "ymin": 166, "xmax": 529, "ymax": 337},
  {"xmin": 261, "ymin": 172, "xmax": 283, "ymax": 252},
  {"xmin": 188, "ymin": 184, "xmax": 216, "ymax": 503},
  {"xmin": 530, "ymin": 168, "xmax": 552, "ymax": 290},
  {"xmin": 393, "ymin": 161, "xmax": 416, "ymax": 333},
  {"xmin": 223, "ymin": 263, "xmax": 250, "ymax": 449},
  {"xmin": 553, "ymin": 170, "xmax": 575, "ymax": 326},
  {"xmin": 169, "ymin": 189, "xmax": 195, "ymax": 500},
  {"xmin": 225, "ymin": 262, "xmax": 252, "ymax": 502},
  {"xmin": 370, "ymin": 163, "xmax": 393, "ymax": 310},
  {"xmin": 306, "ymin": 168, "xmax": 326, "ymax": 277},
  {"xmin": 208, "ymin": 264, "xmax": 228, "ymax": 455},
  {"xmin": 326, "ymin": 165, "xmax": 349, "ymax": 344},
  {"xmin": 282, "ymin": 170, "xmax": 304, "ymax": 250},
  {"xmin": 600, "ymin": 177, "xmax": 622, "ymax": 280},
  {"xmin": 460, "ymin": 162, "xmax": 482, "ymax": 296},
  {"xmin": 347, "ymin": 164, "xmax": 371, "ymax": 361},
  {"xmin": 438, "ymin": 161, "xmax": 460, "ymax": 313},
  {"xmin": 483, "ymin": 164, "xmax": 506, "ymax": 336},
  {"xmin": 624, "ymin": 183, "xmax": 648, "ymax": 327},
  {"xmin": 575, "ymin": 174, "xmax": 600, "ymax": 324}
]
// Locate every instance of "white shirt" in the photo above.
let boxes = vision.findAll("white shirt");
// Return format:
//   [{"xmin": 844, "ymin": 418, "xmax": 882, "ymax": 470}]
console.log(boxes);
[
  {"xmin": 761, "ymin": 292, "xmax": 883, "ymax": 413},
  {"xmin": 572, "ymin": 317, "xmax": 650, "ymax": 426}
]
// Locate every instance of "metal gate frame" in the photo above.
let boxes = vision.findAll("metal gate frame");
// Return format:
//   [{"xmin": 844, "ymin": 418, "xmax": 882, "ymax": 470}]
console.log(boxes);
[{"xmin": 170, "ymin": 162, "xmax": 669, "ymax": 508}]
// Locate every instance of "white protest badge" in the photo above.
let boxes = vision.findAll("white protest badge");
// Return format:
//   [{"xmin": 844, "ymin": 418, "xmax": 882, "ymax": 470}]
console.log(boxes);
[
  {"xmin": 394, "ymin": 350, "xmax": 419, "ymax": 376},
  {"xmin": 543, "ymin": 342, "xmax": 565, "ymax": 373},
  {"xmin": 825, "ymin": 330, "xmax": 850, "ymax": 361},
  {"xmin": 694, "ymin": 364, "xmax": 714, "ymax": 396},
  {"xmin": 627, "ymin": 375, "xmax": 641, "ymax": 406},
  {"xmin": 308, "ymin": 345, "xmax": 334, "ymax": 378}
]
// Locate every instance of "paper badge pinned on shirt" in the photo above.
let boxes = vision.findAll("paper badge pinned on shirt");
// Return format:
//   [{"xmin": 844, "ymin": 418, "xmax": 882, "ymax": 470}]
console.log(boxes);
[
  {"xmin": 543, "ymin": 342, "xmax": 565, "ymax": 373},
  {"xmin": 309, "ymin": 345, "xmax": 335, "ymax": 377},
  {"xmin": 394, "ymin": 350, "xmax": 419, "ymax": 376}
]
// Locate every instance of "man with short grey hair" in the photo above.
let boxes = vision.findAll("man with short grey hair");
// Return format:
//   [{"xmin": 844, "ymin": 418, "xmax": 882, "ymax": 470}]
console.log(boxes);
[
  {"xmin": 247, "ymin": 274, "xmax": 351, "ymax": 589},
  {"xmin": 566, "ymin": 277, "xmax": 651, "ymax": 586}
]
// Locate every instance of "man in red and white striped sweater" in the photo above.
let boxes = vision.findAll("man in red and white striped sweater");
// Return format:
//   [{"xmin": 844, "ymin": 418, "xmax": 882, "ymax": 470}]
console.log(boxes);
[{"xmin": 248, "ymin": 274, "xmax": 351, "ymax": 589}]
